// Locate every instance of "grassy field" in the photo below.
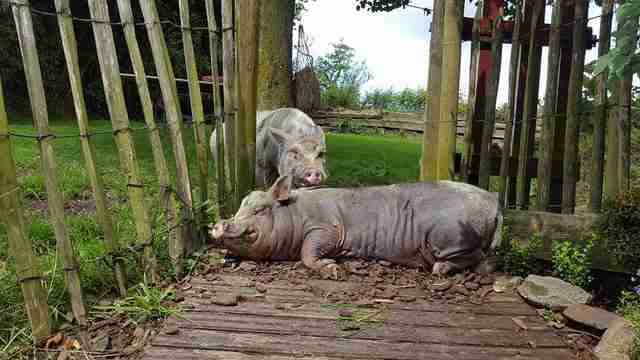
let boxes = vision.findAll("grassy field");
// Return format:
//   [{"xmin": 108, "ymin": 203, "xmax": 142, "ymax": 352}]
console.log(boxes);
[{"xmin": 0, "ymin": 116, "xmax": 424, "ymax": 352}]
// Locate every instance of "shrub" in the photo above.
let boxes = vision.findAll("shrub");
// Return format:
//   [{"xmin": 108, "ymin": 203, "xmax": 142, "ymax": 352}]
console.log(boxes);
[
  {"xmin": 551, "ymin": 239, "xmax": 593, "ymax": 288},
  {"xmin": 595, "ymin": 186, "xmax": 640, "ymax": 271},
  {"xmin": 496, "ymin": 222, "xmax": 544, "ymax": 277},
  {"xmin": 617, "ymin": 290, "xmax": 640, "ymax": 360}
]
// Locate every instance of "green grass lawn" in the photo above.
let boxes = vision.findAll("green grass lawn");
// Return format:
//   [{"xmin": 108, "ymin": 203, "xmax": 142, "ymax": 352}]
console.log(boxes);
[{"xmin": 0, "ymin": 116, "xmax": 424, "ymax": 352}]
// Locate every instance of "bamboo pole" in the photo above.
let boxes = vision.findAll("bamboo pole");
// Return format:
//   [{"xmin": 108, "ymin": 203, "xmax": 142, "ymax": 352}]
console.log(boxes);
[
  {"xmin": 235, "ymin": 0, "xmax": 260, "ymax": 200},
  {"xmin": 420, "ymin": 0, "xmax": 444, "ymax": 181},
  {"xmin": 590, "ymin": 0, "xmax": 613, "ymax": 211},
  {"xmin": 515, "ymin": 0, "xmax": 544, "ymax": 209},
  {"xmin": 437, "ymin": 0, "xmax": 462, "ymax": 180},
  {"xmin": 204, "ymin": 0, "xmax": 227, "ymax": 219},
  {"xmin": 11, "ymin": 0, "xmax": 88, "ymax": 326},
  {"xmin": 536, "ymin": 0, "xmax": 563, "ymax": 211},
  {"xmin": 222, "ymin": 0, "xmax": 237, "ymax": 209},
  {"xmin": 139, "ymin": 0, "xmax": 198, "ymax": 264},
  {"xmin": 617, "ymin": 13, "xmax": 638, "ymax": 194},
  {"xmin": 178, "ymin": 0, "xmax": 209, "ymax": 232},
  {"xmin": 562, "ymin": 0, "xmax": 588, "ymax": 214},
  {"xmin": 87, "ymin": 0, "xmax": 158, "ymax": 282},
  {"xmin": 115, "ymin": 0, "xmax": 183, "ymax": 276},
  {"xmin": 0, "ymin": 73, "xmax": 51, "ymax": 341},
  {"xmin": 498, "ymin": 2, "xmax": 522, "ymax": 206},
  {"xmin": 54, "ymin": 0, "xmax": 127, "ymax": 297},
  {"xmin": 478, "ymin": 14, "xmax": 503, "ymax": 190},
  {"xmin": 461, "ymin": 4, "xmax": 482, "ymax": 183}
]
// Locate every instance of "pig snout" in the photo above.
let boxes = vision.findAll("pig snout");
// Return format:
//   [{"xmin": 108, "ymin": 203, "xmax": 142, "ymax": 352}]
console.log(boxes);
[
  {"xmin": 303, "ymin": 169, "xmax": 324, "ymax": 186},
  {"xmin": 211, "ymin": 221, "xmax": 227, "ymax": 239}
]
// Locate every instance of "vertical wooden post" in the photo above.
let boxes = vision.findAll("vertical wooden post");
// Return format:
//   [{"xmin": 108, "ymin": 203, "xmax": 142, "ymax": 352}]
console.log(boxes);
[
  {"xmin": 222, "ymin": 0, "xmax": 237, "ymax": 209},
  {"xmin": 88, "ymin": 0, "xmax": 158, "ymax": 282},
  {"xmin": 562, "ymin": 0, "xmax": 588, "ymax": 214},
  {"xmin": 590, "ymin": 0, "xmax": 613, "ymax": 211},
  {"xmin": 235, "ymin": 0, "xmax": 260, "ymax": 199},
  {"xmin": 178, "ymin": 0, "xmax": 209, "ymax": 231},
  {"xmin": 0, "ymin": 74, "xmax": 51, "ymax": 341},
  {"xmin": 515, "ymin": 0, "xmax": 544, "ymax": 209},
  {"xmin": 11, "ymin": 0, "xmax": 88, "ymax": 325},
  {"xmin": 478, "ymin": 14, "xmax": 503, "ymax": 189},
  {"xmin": 498, "ymin": 2, "xmax": 521, "ymax": 206},
  {"xmin": 205, "ymin": 0, "xmax": 227, "ymax": 218},
  {"xmin": 437, "ymin": 0, "xmax": 462, "ymax": 180},
  {"xmin": 461, "ymin": 4, "xmax": 482, "ymax": 183},
  {"xmin": 536, "ymin": 0, "xmax": 563, "ymax": 211},
  {"xmin": 115, "ymin": 0, "xmax": 183, "ymax": 276},
  {"xmin": 139, "ymin": 0, "xmax": 198, "ymax": 262},
  {"xmin": 617, "ymin": 13, "xmax": 638, "ymax": 195},
  {"xmin": 605, "ymin": 93, "xmax": 619, "ymax": 199},
  {"xmin": 55, "ymin": 0, "xmax": 127, "ymax": 296},
  {"xmin": 420, "ymin": 0, "xmax": 444, "ymax": 181}
]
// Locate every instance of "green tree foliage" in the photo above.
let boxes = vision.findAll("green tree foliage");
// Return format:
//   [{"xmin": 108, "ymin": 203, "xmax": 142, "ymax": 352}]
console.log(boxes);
[
  {"xmin": 594, "ymin": 0, "xmax": 640, "ymax": 80},
  {"xmin": 316, "ymin": 40, "xmax": 372, "ymax": 109},
  {"xmin": 361, "ymin": 87, "xmax": 426, "ymax": 112}
]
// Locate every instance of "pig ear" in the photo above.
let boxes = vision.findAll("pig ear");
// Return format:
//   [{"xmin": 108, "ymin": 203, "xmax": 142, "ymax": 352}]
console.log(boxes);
[
  {"xmin": 268, "ymin": 127, "xmax": 292, "ymax": 144},
  {"xmin": 269, "ymin": 175, "xmax": 292, "ymax": 202}
]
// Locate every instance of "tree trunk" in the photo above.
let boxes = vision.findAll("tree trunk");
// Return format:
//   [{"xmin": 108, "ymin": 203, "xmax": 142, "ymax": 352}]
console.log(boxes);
[
  {"xmin": 420, "ymin": 0, "xmax": 444, "ymax": 181},
  {"xmin": 536, "ymin": 0, "xmax": 563, "ymax": 211},
  {"xmin": 461, "ymin": 4, "xmax": 481, "ymax": 183},
  {"xmin": 590, "ymin": 0, "xmax": 613, "ymax": 211},
  {"xmin": 257, "ymin": 0, "xmax": 294, "ymax": 110},
  {"xmin": 562, "ymin": 0, "xmax": 588, "ymax": 214}
]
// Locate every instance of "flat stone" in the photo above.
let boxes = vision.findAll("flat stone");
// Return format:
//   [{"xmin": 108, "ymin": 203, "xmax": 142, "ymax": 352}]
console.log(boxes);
[
  {"xmin": 493, "ymin": 276, "xmax": 523, "ymax": 293},
  {"xmin": 563, "ymin": 304, "xmax": 623, "ymax": 331},
  {"xmin": 479, "ymin": 276, "xmax": 494, "ymax": 286},
  {"xmin": 517, "ymin": 275, "xmax": 591, "ymax": 310},
  {"xmin": 430, "ymin": 279, "xmax": 452, "ymax": 292},
  {"xmin": 164, "ymin": 325, "xmax": 179, "ymax": 335},
  {"xmin": 594, "ymin": 318, "xmax": 635, "ymax": 360},
  {"xmin": 464, "ymin": 282, "xmax": 480, "ymax": 291},
  {"xmin": 211, "ymin": 294, "xmax": 239, "ymax": 306}
]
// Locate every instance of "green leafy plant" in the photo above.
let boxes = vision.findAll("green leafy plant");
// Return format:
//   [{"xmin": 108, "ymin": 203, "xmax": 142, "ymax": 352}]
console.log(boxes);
[
  {"xmin": 93, "ymin": 279, "xmax": 182, "ymax": 325},
  {"xmin": 496, "ymin": 223, "xmax": 543, "ymax": 277},
  {"xmin": 617, "ymin": 290, "xmax": 640, "ymax": 360},
  {"xmin": 551, "ymin": 239, "xmax": 593, "ymax": 288}
]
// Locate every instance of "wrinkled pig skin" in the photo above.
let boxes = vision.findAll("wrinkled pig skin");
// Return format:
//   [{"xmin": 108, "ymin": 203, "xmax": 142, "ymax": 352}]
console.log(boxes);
[
  {"xmin": 210, "ymin": 108, "xmax": 327, "ymax": 188},
  {"xmin": 211, "ymin": 176, "xmax": 503, "ymax": 278}
]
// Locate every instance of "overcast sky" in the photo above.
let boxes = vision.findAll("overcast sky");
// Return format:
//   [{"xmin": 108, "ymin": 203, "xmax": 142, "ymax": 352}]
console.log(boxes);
[{"xmin": 301, "ymin": 0, "xmax": 609, "ymax": 106}]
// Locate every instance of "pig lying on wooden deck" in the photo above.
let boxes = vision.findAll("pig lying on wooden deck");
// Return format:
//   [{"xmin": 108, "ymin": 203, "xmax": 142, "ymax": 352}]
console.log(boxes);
[
  {"xmin": 211, "ymin": 176, "xmax": 503, "ymax": 278},
  {"xmin": 210, "ymin": 108, "xmax": 327, "ymax": 188}
]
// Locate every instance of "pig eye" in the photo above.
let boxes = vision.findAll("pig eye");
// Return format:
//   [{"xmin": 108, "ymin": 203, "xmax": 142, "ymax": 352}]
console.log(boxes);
[{"xmin": 254, "ymin": 206, "xmax": 267, "ymax": 215}]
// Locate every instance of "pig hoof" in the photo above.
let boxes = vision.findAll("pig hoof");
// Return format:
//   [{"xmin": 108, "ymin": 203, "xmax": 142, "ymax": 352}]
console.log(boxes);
[
  {"xmin": 432, "ymin": 262, "xmax": 453, "ymax": 276},
  {"xmin": 320, "ymin": 263, "xmax": 341, "ymax": 281}
]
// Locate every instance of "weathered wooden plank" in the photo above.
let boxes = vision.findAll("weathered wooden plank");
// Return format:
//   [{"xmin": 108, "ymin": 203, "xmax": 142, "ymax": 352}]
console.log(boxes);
[
  {"xmin": 204, "ymin": 0, "xmax": 226, "ymax": 218},
  {"xmin": 139, "ymin": 0, "xmax": 197, "ymax": 266},
  {"xmin": 178, "ymin": 0, "xmax": 209, "ymax": 234},
  {"xmin": 562, "ymin": 0, "xmax": 588, "ymax": 214},
  {"xmin": 149, "ymin": 329, "xmax": 573, "ymax": 359},
  {"xmin": 174, "ymin": 313, "xmax": 565, "ymax": 348},
  {"xmin": 0, "ymin": 71, "xmax": 50, "ymax": 341},
  {"xmin": 235, "ymin": 0, "xmax": 260, "ymax": 200},
  {"xmin": 515, "ymin": 0, "xmax": 545, "ymax": 210},
  {"xmin": 590, "ymin": 0, "xmax": 613, "ymax": 211},
  {"xmin": 115, "ymin": 0, "xmax": 183, "ymax": 275},
  {"xmin": 88, "ymin": 0, "xmax": 158, "ymax": 282},
  {"xmin": 11, "ymin": 0, "xmax": 87, "ymax": 325},
  {"xmin": 179, "ymin": 304, "xmax": 548, "ymax": 331},
  {"xmin": 536, "ymin": 0, "xmax": 563, "ymax": 212},
  {"xmin": 55, "ymin": 0, "xmax": 127, "ymax": 297},
  {"xmin": 478, "ymin": 14, "xmax": 504, "ymax": 189},
  {"xmin": 221, "ymin": 0, "xmax": 237, "ymax": 210},
  {"xmin": 144, "ymin": 347, "xmax": 355, "ymax": 360}
]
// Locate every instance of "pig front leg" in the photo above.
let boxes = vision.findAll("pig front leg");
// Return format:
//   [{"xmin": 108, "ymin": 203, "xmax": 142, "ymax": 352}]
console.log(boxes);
[{"xmin": 301, "ymin": 227, "xmax": 343, "ymax": 280}]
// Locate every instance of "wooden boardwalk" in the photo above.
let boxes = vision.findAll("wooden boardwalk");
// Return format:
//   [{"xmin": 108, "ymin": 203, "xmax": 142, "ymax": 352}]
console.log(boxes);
[{"xmin": 143, "ymin": 272, "xmax": 575, "ymax": 360}]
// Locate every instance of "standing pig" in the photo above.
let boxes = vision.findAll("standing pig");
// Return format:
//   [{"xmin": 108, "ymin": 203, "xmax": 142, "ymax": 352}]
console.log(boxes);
[
  {"xmin": 211, "ymin": 176, "xmax": 503, "ymax": 278},
  {"xmin": 210, "ymin": 108, "xmax": 327, "ymax": 188}
]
